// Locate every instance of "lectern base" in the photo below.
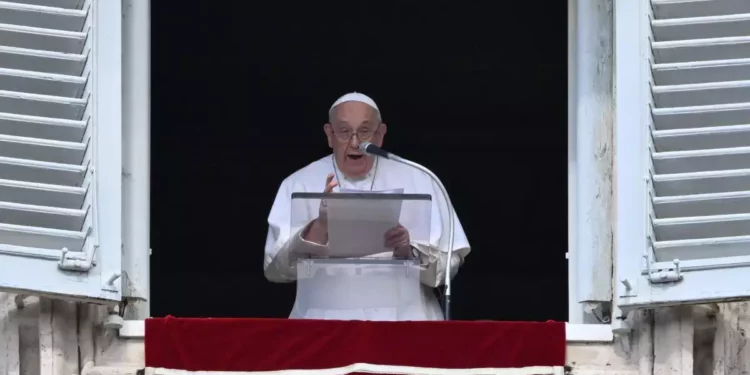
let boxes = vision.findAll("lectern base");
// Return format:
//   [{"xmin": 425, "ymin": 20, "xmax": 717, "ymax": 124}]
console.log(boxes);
[
  {"xmin": 293, "ymin": 258, "xmax": 444, "ymax": 321},
  {"xmin": 290, "ymin": 284, "xmax": 444, "ymax": 321}
]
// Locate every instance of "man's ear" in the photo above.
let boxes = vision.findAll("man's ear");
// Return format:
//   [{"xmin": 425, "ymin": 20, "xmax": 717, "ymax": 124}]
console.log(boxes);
[
  {"xmin": 376, "ymin": 123, "xmax": 387, "ymax": 145},
  {"xmin": 323, "ymin": 123, "xmax": 334, "ymax": 148}
]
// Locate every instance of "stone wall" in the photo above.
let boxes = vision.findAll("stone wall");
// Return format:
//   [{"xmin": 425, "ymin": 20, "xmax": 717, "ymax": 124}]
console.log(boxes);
[{"xmin": 2, "ymin": 292, "xmax": 749, "ymax": 375}]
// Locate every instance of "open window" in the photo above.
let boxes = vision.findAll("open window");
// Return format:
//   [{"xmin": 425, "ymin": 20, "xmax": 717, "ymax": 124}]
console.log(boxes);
[
  {"xmin": 616, "ymin": 0, "xmax": 750, "ymax": 312},
  {"xmin": 0, "ymin": 0, "xmax": 122, "ymax": 303},
  {"xmin": 0, "ymin": 0, "xmax": 618, "ymax": 343}
]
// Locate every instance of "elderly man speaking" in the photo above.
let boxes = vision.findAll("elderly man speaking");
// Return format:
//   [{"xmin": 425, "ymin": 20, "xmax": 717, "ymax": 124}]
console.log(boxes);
[{"xmin": 263, "ymin": 92, "xmax": 470, "ymax": 321}]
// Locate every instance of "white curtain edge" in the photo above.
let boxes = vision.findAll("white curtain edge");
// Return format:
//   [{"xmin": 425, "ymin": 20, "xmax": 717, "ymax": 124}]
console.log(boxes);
[{"xmin": 149, "ymin": 364, "xmax": 564, "ymax": 375}]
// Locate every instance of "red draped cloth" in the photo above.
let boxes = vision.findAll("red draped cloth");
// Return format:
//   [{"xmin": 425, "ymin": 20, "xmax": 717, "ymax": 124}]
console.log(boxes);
[{"xmin": 145, "ymin": 317, "xmax": 566, "ymax": 375}]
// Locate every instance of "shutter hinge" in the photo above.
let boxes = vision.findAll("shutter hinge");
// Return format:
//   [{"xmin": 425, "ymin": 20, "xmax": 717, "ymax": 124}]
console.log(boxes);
[
  {"xmin": 644, "ymin": 253, "xmax": 683, "ymax": 284},
  {"xmin": 58, "ymin": 241, "xmax": 97, "ymax": 272}
]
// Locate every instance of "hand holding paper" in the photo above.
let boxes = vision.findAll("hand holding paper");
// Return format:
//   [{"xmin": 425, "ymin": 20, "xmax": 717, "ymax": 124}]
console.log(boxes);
[
  {"xmin": 326, "ymin": 188, "xmax": 405, "ymax": 258},
  {"xmin": 385, "ymin": 225, "xmax": 412, "ymax": 258}
]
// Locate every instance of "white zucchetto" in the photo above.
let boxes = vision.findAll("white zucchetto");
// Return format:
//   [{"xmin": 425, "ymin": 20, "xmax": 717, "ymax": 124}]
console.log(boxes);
[{"xmin": 329, "ymin": 92, "xmax": 379, "ymax": 113}]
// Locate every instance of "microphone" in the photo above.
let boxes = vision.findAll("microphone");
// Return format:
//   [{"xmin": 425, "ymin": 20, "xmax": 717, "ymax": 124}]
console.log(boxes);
[
  {"xmin": 358, "ymin": 142, "xmax": 393, "ymax": 159},
  {"xmin": 358, "ymin": 142, "xmax": 458, "ymax": 320}
]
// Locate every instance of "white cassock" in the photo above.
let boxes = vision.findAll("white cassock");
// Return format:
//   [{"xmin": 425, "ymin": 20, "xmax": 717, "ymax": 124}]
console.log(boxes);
[{"xmin": 264, "ymin": 154, "xmax": 471, "ymax": 321}]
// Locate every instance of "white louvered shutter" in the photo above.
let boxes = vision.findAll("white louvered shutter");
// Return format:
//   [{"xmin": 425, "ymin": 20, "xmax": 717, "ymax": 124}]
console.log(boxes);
[
  {"xmin": 0, "ymin": 0, "xmax": 122, "ymax": 302},
  {"xmin": 616, "ymin": 0, "xmax": 750, "ymax": 311}
]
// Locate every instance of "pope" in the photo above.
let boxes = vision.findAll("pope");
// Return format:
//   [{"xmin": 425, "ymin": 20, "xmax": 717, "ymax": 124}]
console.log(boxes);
[{"xmin": 263, "ymin": 92, "xmax": 471, "ymax": 320}]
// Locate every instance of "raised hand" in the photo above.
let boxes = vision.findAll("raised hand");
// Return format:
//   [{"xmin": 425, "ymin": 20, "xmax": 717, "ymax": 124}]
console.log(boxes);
[
  {"xmin": 303, "ymin": 173, "xmax": 338, "ymax": 246},
  {"xmin": 318, "ymin": 172, "xmax": 339, "ymax": 227}
]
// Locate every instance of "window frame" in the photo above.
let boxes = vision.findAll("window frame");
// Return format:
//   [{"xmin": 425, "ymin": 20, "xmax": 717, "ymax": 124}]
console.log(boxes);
[
  {"xmin": 118, "ymin": 0, "xmax": 615, "ymax": 344},
  {"xmin": 118, "ymin": 320, "xmax": 613, "ymax": 342},
  {"xmin": 565, "ymin": 0, "xmax": 616, "ymax": 337}
]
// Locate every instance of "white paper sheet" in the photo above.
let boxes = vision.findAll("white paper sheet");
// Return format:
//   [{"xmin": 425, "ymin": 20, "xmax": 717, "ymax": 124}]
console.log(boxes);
[{"xmin": 326, "ymin": 189, "xmax": 404, "ymax": 258}]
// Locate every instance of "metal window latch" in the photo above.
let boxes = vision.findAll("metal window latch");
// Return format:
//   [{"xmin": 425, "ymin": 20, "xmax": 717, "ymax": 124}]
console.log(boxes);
[{"xmin": 644, "ymin": 254, "xmax": 682, "ymax": 284}]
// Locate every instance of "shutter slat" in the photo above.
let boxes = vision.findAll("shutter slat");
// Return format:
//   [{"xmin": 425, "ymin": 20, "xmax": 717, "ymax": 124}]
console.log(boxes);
[
  {"xmin": 0, "ymin": 23, "xmax": 86, "ymax": 54},
  {"xmin": 0, "ymin": 201, "xmax": 85, "ymax": 231},
  {"xmin": 0, "ymin": 112, "xmax": 86, "ymax": 142},
  {"xmin": 7, "ymin": 0, "xmax": 85, "ymax": 10},
  {"xmin": 654, "ymin": 191, "xmax": 750, "ymax": 217},
  {"xmin": 0, "ymin": 222, "xmax": 84, "ymax": 251},
  {"xmin": 0, "ymin": 67, "xmax": 86, "ymax": 97},
  {"xmin": 653, "ymin": 124, "xmax": 750, "ymax": 151},
  {"xmin": 653, "ymin": 79, "xmax": 750, "ymax": 107},
  {"xmin": 649, "ymin": 0, "xmax": 750, "ymax": 262},
  {"xmin": 0, "ymin": 178, "xmax": 85, "ymax": 209},
  {"xmin": 653, "ymin": 37, "xmax": 750, "ymax": 64},
  {"xmin": 653, "ymin": 0, "xmax": 750, "ymax": 19},
  {"xmin": 0, "ymin": 243, "xmax": 61, "ymax": 260},
  {"xmin": 653, "ymin": 146, "xmax": 750, "ymax": 174},
  {"xmin": 653, "ymin": 102, "xmax": 750, "ymax": 129},
  {"xmin": 0, "ymin": 156, "xmax": 85, "ymax": 186},
  {"xmin": 0, "ymin": 1, "xmax": 86, "ymax": 32},
  {"xmin": 654, "ymin": 235, "xmax": 750, "ymax": 261},
  {"xmin": 653, "ymin": 13, "xmax": 750, "ymax": 41},
  {"xmin": 653, "ymin": 58, "xmax": 750, "ymax": 85},
  {"xmin": 655, "ymin": 169, "xmax": 750, "ymax": 196},
  {"xmin": 0, "ymin": 46, "xmax": 87, "ymax": 75},
  {"xmin": 0, "ymin": 134, "xmax": 85, "ymax": 164},
  {"xmin": 654, "ymin": 213, "xmax": 750, "ymax": 241},
  {"xmin": 0, "ymin": 90, "xmax": 86, "ymax": 119}
]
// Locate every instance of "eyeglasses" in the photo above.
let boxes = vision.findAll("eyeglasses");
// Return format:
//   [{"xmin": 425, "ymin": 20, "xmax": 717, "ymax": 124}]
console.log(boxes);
[{"xmin": 332, "ymin": 126, "xmax": 380, "ymax": 142}]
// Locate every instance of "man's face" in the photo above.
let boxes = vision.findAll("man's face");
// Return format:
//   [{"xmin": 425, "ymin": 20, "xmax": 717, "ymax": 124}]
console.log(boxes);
[{"xmin": 324, "ymin": 101, "xmax": 387, "ymax": 178}]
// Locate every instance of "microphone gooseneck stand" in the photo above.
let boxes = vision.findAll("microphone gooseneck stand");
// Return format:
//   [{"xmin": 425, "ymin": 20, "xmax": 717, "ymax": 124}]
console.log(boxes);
[{"xmin": 359, "ymin": 142, "xmax": 456, "ymax": 320}]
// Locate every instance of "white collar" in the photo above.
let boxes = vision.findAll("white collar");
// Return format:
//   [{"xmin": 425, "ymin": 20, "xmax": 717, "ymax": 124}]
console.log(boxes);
[{"xmin": 331, "ymin": 155, "xmax": 377, "ymax": 184}]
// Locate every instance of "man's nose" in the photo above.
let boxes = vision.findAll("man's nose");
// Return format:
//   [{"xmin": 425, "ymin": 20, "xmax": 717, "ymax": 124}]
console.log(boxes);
[{"xmin": 349, "ymin": 134, "xmax": 361, "ymax": 148}]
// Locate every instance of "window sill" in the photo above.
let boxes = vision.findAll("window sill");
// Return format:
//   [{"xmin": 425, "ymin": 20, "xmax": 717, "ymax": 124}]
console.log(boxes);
[
  {"xmin": 120, "ymin": 320, "xmax": 145, "ymax": 338},
  {"xmin": 565, "ymin": 323, "xmax": 613, "ymax": 342},
  {"xmin": 119, "ymin": 320, "xmax": 613, "ymax": 343}
]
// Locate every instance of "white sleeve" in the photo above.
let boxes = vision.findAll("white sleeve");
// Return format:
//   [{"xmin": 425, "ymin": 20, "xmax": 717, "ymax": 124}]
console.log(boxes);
[
  {"xmin": 413, "ymin": 178, "xmax": 471, "ymax": 288},
  {"xmin": 263, "ymin": 182, "xmax": 327, "ymax": 283},
  {"xmin": 413, "ymin": 244, "xmax": 469, "ymax": 288}
]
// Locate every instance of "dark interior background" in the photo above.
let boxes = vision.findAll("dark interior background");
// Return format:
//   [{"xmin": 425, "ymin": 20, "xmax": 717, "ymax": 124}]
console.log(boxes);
[{"xmin": 150, "ymin": 2, "xmax": 568, "ymax": 322}]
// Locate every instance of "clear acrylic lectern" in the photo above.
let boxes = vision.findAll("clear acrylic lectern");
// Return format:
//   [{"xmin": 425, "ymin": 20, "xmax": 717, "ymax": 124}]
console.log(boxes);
[{"xmin": 289, "ymin": 192, "xmax": 432, "ymax": 320}]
